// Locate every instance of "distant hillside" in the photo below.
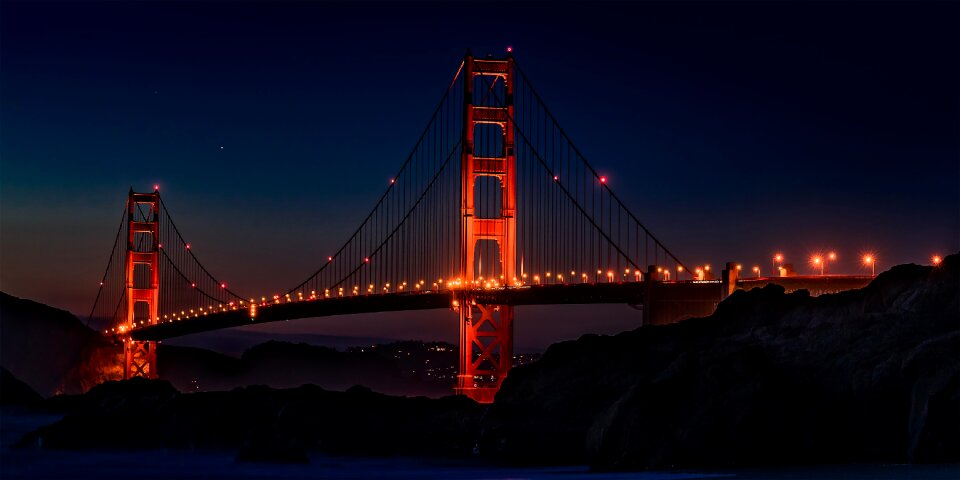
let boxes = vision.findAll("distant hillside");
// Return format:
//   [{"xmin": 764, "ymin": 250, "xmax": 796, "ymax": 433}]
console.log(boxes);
[
  {"xmin": 159, "ymin": 340, "xmax": 454, "ymax": 397},
  {"xmin": 164, "ymin": 330, "xmax": 395, "ymax": 357}
]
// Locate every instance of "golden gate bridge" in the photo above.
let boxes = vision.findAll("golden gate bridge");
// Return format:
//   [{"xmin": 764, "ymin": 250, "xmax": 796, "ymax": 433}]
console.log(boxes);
[{"xmin": 86, "ymin": 52, "xmax": 872, "ymax": 403}]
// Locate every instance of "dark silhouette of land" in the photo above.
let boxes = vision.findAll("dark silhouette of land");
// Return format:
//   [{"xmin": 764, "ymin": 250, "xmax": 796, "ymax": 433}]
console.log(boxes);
[{"xmin": 1, "ymin": 254, "xmax": 957, "ymax": 470}]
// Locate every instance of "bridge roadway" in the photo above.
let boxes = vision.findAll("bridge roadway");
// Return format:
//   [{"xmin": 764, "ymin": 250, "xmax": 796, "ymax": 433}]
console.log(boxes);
[
  {"xmin": 130, "ymin": 275, "xmax": 875, "ymax": 341},
  {"xmin": 131, "ymin": 282, "xmax": 655, "ymax": 341}
]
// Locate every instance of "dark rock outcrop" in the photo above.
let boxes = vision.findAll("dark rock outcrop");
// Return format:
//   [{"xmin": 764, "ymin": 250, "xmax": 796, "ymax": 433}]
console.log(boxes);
[
  {"xmin": 481, "ymin": 254, "xmax": 960, "ymax": 470},
  {"xmin": 0, "ymin": 292, "xmax": 110, "ymax": 395},
  {"xmin": 18, "ymin": 379, "xmax": 484, "ymax": 458},
  {"xmin": 0, "ymin": 367, "xmax": 44, "ymax": 407}
]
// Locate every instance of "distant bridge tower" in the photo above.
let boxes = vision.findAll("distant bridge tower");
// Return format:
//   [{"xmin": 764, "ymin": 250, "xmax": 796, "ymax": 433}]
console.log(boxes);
[
  {"xmin": 457, "ymin": 52, "xmax": 516, "ymax": 403},
  {"xmin": 124, "ymin": 189, "xmax": 160, "ymax": 379}
]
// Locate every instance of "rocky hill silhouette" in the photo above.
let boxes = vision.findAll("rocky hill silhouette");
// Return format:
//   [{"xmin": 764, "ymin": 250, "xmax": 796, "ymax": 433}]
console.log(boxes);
[{"xmin": 482, "ymin": 254, "xmax": 959, "ymax": 469}]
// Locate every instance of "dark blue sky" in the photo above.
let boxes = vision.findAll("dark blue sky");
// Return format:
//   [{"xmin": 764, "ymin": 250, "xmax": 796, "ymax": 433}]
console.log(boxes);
[{"xmin": 2, "ymin": 1, "xmax": 957, "ymax": 349}]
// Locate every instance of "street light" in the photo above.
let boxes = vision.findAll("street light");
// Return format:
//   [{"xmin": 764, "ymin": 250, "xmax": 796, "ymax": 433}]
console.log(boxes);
[
  {"xmin": 826, "ymin": 251, "xmax": 837, "ymax": 275},
  {"xmin": 863, "ymin": 255, "xmax": 875, "ymax": 276},
  {"xmin": 773, "ymin": 253, "xmax": 783, "ymax": 277},
  {"xmin": 811, "ymin": 255, "xmax": 824, "ymax": 275},
  {"xmin": 932, "ymin": 255, "xmax": 942, "ymax": 266},
  {"xmin": 752, "ymin": 266, "xmax": 760, "ymax": 278}
]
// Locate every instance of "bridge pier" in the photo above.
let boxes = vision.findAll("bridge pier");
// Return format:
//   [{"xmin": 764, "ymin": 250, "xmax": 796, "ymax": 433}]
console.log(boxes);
[
  {"xmin": 455, "ymin": 293, "xmax": 513, "ymax": 403},
  {"xmin": 124, "ymin": 339, "xmax": 157, "ymax": 378},
  {"xmin": 722, "ymin": 262, "xmax": 739, "ymax": 299},
  {"xmin": 642, "ymin": 265, "xmax": 655, "ymax": 326}
]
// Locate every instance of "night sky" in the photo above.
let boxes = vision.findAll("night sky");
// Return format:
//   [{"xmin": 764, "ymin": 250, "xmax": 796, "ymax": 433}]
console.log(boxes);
[{"xmin": 2, "ymin": 1, "xmax": 957, "ymax": 350}]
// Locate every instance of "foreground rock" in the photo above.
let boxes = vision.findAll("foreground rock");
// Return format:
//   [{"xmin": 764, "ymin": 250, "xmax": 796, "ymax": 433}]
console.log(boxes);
[
  {"xmin": 18, "ymin": 380, "xmax": 483, "ymax": 459},
  {"xmin": 0, "ymin": 367, "xmax": 44, "ymax": 408},
  {"xmin": 481, "ymin": 254, "xmax": 960, "ymax": 469}
]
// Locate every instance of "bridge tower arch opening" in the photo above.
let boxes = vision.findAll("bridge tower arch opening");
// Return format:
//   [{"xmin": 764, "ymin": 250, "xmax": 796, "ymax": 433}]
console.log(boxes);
[
  {"xmin": 457, "ymin": 52, "xmax": 516, "ymax": 403},
  {"xmin": 124, "ymin": 189, "xmax": 160, "ymax": 379}
]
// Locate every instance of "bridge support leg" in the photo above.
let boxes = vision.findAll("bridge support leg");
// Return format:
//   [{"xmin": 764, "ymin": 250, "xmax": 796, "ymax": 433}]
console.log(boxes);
[
  {"xmin": 722, "ymin": 261, "xmax": 739, "ymax": 299},
  {"xmin": 455, "ymin": 294, "xmax": 513, "ymax": 404},
  {"xmin": 642, "ymin": 264, "xmax": 656, "ymax": 326},
  {"xmin": 124, "ymin": 340, "xmax": 158, "ymax": 379}
]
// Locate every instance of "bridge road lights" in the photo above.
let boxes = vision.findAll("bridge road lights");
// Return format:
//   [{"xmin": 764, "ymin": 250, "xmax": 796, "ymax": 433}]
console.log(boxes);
[
  {"xmin": 932, "ymin": 255, "xmax": 942, "ymax": 266},
  {"xmin": 677, "ymin": 265, "xmax": 683, "ymax": 281},
  {"xmin": 773, "ymin": 253, "xmax": 784, "ymax": 277},
  {"xmin": 863, "ymin": 255, "xmax": 876, "ymax": 276},
  {"xmin": 752, "ymin": 266, "xmax": 760, "ymax": 278}
]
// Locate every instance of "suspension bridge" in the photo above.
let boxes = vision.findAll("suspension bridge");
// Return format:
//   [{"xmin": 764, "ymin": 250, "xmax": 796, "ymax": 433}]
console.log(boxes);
[{"xmin": 87, "ymin": 52, "xmax": 872, "ymax": 403}]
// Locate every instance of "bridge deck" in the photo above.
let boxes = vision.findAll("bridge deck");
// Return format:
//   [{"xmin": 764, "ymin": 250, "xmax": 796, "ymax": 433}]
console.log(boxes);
[
  {"xmin": 129, "ymin": 275, "xmax": 875, "ymax": 341},
  {"xmin": 131, "ymin": 282, "xmax": 659, "ymax": 341}
]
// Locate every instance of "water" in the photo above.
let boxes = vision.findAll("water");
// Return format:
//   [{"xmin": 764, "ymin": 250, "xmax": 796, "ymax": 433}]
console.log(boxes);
[
  {"xmin": 1, "ymin": 450, "xmax": 732, "ymax": 480},
  {"xmin": 1, "ymin": 411, "xmax": 956, "ymax": 479},
  {"xmin": 3, "ymin": 448, "xmax": 957, "ymax": 480}
]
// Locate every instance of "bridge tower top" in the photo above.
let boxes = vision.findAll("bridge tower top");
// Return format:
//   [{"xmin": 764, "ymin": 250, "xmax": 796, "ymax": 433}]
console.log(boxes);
[{"xmin": 460, "ymin": 51, "xmax": 516, "ymax": 285}]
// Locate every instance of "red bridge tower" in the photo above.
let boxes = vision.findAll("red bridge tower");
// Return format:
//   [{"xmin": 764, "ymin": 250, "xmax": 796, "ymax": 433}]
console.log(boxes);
[
  {"xmin": 124, "ymin": 189, "xmax": 160, "ymax": 379},
  {"xmin": 457, "ymin": 52, "xmax": 516, "ymax": 403}
]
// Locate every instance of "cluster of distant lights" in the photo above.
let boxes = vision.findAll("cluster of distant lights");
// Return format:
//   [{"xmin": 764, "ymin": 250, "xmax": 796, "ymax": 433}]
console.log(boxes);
[{"xmin": 728, "ymin": 251, "xmax": 945, "ymax": 278}]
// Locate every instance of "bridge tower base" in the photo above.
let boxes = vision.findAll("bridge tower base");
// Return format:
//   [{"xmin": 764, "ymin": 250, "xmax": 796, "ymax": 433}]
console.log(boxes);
[
  {"xmin": 455, "ymin": 294, "xmax": 513, "ymax": 404},
  {"xmin": 124, "ymin": 340, "xmax": 157, "ymax": 379}
]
